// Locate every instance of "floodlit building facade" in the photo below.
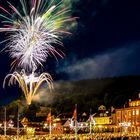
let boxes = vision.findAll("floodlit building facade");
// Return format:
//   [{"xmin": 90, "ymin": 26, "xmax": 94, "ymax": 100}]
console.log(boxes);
[{"xmin": 115, "ymin": 99, "xmax": 140, "ymax": 134}]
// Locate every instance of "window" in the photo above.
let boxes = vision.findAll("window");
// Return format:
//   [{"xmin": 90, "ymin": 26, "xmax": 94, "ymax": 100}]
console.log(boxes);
[
  {"xmin": 128, "ymin": 111, "xmax": 131, "ymax": 117},
  {"xmin": 132, "ymin": 110, "xmax": 135, "ymax": 115},
  {"xmin": 136, "ymin": 109, "xmax": 139, "ymax": 115}
]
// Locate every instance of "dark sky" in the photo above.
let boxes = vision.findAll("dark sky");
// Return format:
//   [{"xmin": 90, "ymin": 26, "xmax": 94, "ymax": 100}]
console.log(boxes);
[
  {"xmin": 1, "ymin": 0, "xmax": 140, "ymax": 104},
  {"xmin": 54, "ymin": 0, "xmax": 140, "ymax": 80}
]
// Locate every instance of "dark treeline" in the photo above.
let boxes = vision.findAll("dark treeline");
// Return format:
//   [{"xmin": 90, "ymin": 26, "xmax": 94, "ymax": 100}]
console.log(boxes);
[
  {"xmin": 2, "ymin": 76, "xmax": 140, "ymax": 118},
  {"xmin": 48, "ymin": 75, "xmax": 140, "ymax": 114}
]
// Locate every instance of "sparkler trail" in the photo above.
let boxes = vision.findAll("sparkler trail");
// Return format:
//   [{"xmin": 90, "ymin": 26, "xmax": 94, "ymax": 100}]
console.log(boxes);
[
  {"xmin": 0, "ymin": 0, "xmax": 76, "ymax": 70},
  {"xmin": 3, "ymin": 70, "xmax": 53, "ymax": 105}
]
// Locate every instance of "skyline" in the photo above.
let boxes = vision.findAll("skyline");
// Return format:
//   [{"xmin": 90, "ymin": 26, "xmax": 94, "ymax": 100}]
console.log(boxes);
[{"xmin": 0, "ymin": 0, "xmax": 140, "ymax": 105}]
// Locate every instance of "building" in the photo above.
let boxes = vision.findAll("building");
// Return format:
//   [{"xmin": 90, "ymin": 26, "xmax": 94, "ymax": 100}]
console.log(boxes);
[
  {"xmin": 115, "ymin": 98, "xmax": 140, "ymax": 134},
  {"xmin": 91, "ymin": 105, "xmax": 115, "ymax": 133}
]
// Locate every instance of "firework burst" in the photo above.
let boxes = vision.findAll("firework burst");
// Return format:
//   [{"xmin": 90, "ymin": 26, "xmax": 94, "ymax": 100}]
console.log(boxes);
[
  {"xmin": 3, "ymin": 70, "xmax": 53, "ymax": 105},
  {"xmin": 0, "ymin": 0, "xmax": 75, "ymax": 70}
]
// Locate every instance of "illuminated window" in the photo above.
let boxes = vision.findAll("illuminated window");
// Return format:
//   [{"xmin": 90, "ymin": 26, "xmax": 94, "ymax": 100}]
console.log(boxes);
[
  {"xmin": 128, "ymin": 111, "xmax": 131, "ymax": 117},
  {"xmin": 136, "ymin": 110, "xmax": 139, "ymax": 115},
  {"xmin": 132, "ymin": 110, "xmax": 135, "ymax": 115},
  {"xmin": 133, "ymin": 102, "xmax": 136, "ymax": 106}
]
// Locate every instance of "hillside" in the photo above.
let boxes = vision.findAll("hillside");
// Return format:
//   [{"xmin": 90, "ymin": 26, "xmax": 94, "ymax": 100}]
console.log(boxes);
[
  {"xmin": 3, "ymin": 75, "xmax": 140, "ymax": 116},
  {"xmin": 43, "ymin": 75, "xmax": 140, "ymax": 114}
]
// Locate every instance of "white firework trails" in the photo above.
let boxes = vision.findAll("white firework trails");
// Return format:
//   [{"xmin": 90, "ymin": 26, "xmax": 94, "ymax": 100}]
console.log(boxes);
[
  {"xmin": 0, "ymin": 0, "xmax": 75, "ymax": 70},
  {"xmin": 3, "ymin": 70, "xmax": 53, "ymax": 105}
]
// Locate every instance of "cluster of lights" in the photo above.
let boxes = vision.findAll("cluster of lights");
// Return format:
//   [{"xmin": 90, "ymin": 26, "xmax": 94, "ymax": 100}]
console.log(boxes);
[
  {"xmin": 119, "ymin": 122, "xmax": 131, "ymax": 127},
  {"xmin": 26, "ymin": 127, "xmax": 35, "ymax": 135},
  {"xmin": 0, "ymin": 119, "xmax": 14, "ymax": 129},
  {"xmin": 69, "ymin": 122, "xmax": 92, "ymax": 129}
]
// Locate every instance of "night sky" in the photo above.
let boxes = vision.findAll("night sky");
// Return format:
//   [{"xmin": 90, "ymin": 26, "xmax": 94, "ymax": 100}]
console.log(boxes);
[
  {"xmin": 56, "ymin": 0, "xmax": 140, "ymax": 81},
  {"xmin": 0, "ymin": 0, "xmax": 140, "ymax": 105}
]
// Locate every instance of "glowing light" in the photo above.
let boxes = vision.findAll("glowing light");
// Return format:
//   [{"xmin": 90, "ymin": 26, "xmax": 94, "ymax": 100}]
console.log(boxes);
[
  {"xmin": 3, "ymin": 70, "xmax": 53, "ymax": 105},
  {"xmin": 119, "ymin": 122, "xmax": 131, "ymax": 127},
  {"xmin": 98, "ymin": 125, "xmax": 102, "ymax": 128},
  {"xmin": 0, "ymin": 0, "xmax": 76, "ymax": 70},
  {"xmin": 53, "ymin": 123, "xmax": 57, "ymax": 127}
]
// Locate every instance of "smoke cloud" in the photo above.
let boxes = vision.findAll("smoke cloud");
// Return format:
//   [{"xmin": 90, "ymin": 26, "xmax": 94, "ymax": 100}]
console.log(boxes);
[
  {"xmin": 57, "ymin": 43, "xmax": 140, "ymax": 80},
  {"xmin": 32, "ymin": 86, "xmax": 54, "ymax": 105}
]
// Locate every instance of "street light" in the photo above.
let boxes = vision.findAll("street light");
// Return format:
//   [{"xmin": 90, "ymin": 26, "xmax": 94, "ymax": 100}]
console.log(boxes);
[{"xmin": 16, "ymin": 100, "xmax": 29, "ymax": 140}]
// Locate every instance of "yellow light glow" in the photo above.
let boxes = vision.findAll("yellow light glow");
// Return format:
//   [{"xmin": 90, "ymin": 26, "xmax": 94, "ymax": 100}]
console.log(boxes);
[
  {"xmin": 3, "ymin": 70, "xmax": 53, "ymax": 105},
  {"xmin": 98, "ymin": 125, "xmax": 102, "ymax": 128}
]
